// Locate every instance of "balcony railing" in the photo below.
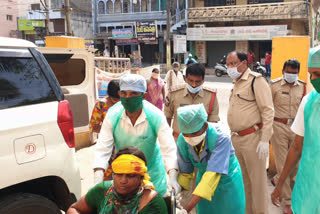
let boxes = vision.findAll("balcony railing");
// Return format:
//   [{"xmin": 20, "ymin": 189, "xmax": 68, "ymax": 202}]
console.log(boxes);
[
  {"xmin": 188, "ymin": 1, "xmax": 309, "ymax": 23},
  {"xmin": 171, "ymin": 9, "xmax": 188, "ymax": 26},
  {"xmin": 97, "ymin": 11, "xmax": 167, "ymax": 23}
]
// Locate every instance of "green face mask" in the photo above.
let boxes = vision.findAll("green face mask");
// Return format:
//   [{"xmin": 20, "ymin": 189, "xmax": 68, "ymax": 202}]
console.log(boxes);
[
  {"xmin": 120, "ymin": 94, "xmax": 144, "ymax": 113},
  {"xmin": 311, "ymin": 78, "xmax": 320, "ymax": 94}
]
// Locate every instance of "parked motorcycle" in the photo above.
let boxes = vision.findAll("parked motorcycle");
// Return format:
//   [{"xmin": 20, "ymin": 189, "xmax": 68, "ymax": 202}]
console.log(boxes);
[
  {"xmin": 254, "ymin": 62, "xmax": 267, "ymax": 78},
  {"xmin": 214, "ymin": 63, "xmax": 228, "ymax": 77}
]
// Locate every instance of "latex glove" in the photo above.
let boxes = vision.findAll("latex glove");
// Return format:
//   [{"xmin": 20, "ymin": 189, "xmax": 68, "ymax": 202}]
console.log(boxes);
[
  {"xmin": 256, "ymin": 141, "xmax": 269, "ymax": 160},
  {"xmin": 176, "ymin": 208, "xmax": 188, "ymax": 214},
  {"xmin": 176, "ymin": 192, "xmax": 183, "ymax": 209},
  {"xmin": 168, "ymin": 169, "xmax": 182, "ymax": 194},
  {"xmin": 94, "ymin": 169, "xmax": 104, "ymax": 185}
]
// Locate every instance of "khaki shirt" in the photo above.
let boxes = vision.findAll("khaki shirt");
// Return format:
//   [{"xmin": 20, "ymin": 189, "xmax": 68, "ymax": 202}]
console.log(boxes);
[
  {"xmin": 270, "ymin": 77, "xmax": 305, "ymax": 119},
  {"xmin": 164, "ymin": 84, "xmax": 220, "ymax": 134},
  {"xmin": 227, "ymin": 69, "xmax": 274, "ymax": 142}
]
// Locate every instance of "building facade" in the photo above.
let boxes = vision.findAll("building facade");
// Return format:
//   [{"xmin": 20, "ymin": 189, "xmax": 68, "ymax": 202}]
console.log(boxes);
[
  {"xmin": 92, "ymin": 0, "xmax": 170, "ymax": 65},
  {"xmin": 186, "ymin": 0, "xmax": 310, "ymax": 66},
  {"xmin": 0, "ymin": 0, "xmax": 19, "ymax": 38}
]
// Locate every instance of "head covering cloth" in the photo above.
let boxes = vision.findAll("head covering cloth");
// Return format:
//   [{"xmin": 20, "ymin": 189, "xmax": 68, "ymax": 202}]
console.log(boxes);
[
  {"xmin": 308, "ymin": 46, "xmax": 320, "ymax": 68},
  {"xmin": 120, "ymin": 74, "xmax": 147, "ymax": 93},
  {"xmin": 177, "ymin": 104, "xmax": 208, "ymax": 134},
  {"xmin": 112, "ymin": 154, "xmax": 154, "ymax": 189}
]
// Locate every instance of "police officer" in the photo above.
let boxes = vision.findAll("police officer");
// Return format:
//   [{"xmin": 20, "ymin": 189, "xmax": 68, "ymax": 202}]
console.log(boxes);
[
  {"xmin": 164, "ymin": 63, "xmax": 220, "ymax": 141},
  {"xmin": 270, "ymin": 59, "xmax": 306, "ymax": 214},
  {"xmin": 227, "ymin": 51, "xmax": 274, "ymax": 214}
]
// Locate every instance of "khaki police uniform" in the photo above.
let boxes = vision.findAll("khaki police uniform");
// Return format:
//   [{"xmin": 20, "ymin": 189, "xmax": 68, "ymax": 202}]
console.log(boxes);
[
  {"xmin": 227, "ymin": 69, "xmax": 274, "ymax": 214},
  {"xmin": 270, "ymin": 77, "xmax": 305, "ymax": 206},
  {"xmin": 164, "ymin": 83, "xmax": 220, "ymax": 140}
]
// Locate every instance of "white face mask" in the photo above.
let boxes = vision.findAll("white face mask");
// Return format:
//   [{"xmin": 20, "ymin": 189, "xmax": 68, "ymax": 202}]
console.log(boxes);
[
  {"xmin": 173, "ymin": 67, "xmax": 179, "ymax": 72},
  {"xmin": 284, "ymin": 73, "xmax": 298, "ymax": 83},
  {"xmin": 186, "ymin": 83, "xmax": 202, "ymax": 94},
  {"xmin": 152, "ymin": 72, "xmax": 159, "ymax": 79},
  {"xmin": 227, "ymin": 62, "xmax": 243, "ymax": 79},
  {"xmin": 183, "ymin": 131, "xmax": 206, "ymax": 146}
]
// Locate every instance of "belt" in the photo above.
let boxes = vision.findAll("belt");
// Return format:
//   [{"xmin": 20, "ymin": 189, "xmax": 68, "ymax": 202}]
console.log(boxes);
[
  {"xmin": 173, "ymin": 131, "xmax": 180, "ymax": 139},
  {"xmin": 274, "ymin": 117, "xmax": 294, "ymax": 125},
  {"xmin": 232, "ymin": 123, "xmax": 263, "ymax": 136}
]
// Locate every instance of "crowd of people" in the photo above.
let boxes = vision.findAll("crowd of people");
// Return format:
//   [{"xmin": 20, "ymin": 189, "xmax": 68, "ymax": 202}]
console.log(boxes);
[{"xmin": 67, "ymin": 47, "xmax": 320, "ymax": 214}]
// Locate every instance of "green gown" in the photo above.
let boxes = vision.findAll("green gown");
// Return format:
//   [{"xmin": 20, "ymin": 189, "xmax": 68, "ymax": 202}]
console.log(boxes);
[
  {"xmin": 292, "ymin": 90, "xmax": 320, "ymax": 213},
  {"xmin": 177, "ymin": 124, "xmax": 245, "ymax": 214},
  {"xmin": 108, "ymin": 101, "xmax": 167, "ymax": 196}
]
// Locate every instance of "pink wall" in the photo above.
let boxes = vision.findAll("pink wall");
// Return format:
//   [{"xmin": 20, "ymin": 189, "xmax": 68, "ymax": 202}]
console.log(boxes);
[{"xmin": 0, "ymin": 0, "xmax": 19, "ymax": 37}]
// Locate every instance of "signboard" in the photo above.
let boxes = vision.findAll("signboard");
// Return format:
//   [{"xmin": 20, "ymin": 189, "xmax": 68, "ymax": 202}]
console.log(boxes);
[
  {"xmin": 187, "ymin": 25, "xmax": 287, "ymax": 41},
  {"xmin": 173, "ymin": 35, "xmax": 187, "ymax": 53},
  {"xmin": 112, "ymin": 28, "xmax": 134, "ymax": 39},
  {"xmin": 137, "ymin": 36, "xmax": 157, "ymax": 43},
  {"xmin": 136, "ymin": 21, "xmax": 157, "ymax": 37},
  {"xmin": 195, "ymin": 41, "xmax": 206, "ymax": 63},
  {"xmin": 18, "ymin": 19, "xmax": 44, "ymax": 31},
  {"xmin": 116, "ymin": 38, "xmax": 139, "ymax": 45}
]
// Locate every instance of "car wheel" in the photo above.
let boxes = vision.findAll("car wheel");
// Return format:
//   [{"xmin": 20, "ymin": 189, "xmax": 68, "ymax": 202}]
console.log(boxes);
[
  {"xmin": 215, "ymin": 70, "xmax": 223, "ymax": 77},
  {"xmin": 0, "ymin": 193, "xmax": 62, "ymax": 214}
]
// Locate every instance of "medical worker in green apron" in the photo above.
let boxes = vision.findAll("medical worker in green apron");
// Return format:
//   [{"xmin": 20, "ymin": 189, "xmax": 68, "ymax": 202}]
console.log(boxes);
[
  {"xmin": 93, "ymin": 74, "xmax": 181, "ymax": 196},
  {"xmin": 176, "ymin": 104, "xmax": 245, "ymax": 214},
  {"xmin": 271, "ymin": 46, "xmax": 320, "ymax": 213}
]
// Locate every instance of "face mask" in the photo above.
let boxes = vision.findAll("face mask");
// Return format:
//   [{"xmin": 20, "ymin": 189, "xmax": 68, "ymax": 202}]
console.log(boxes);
[
  {"xmin": 311, "ymin": 77, "xmax": 320, "ymax": 94},
  {"xmin": 227, "ymin": 62, "xmax": 243, "ymax": 79},
  {"xmin": 186, "ymin": 83, "xmax": 202, "ymax": 94},
  {"xmin": 183, "ymin": 131, "xmax": 206, "ymax": 146},
  {"xmin": 284, "ymin": 73, "xmax": 298, "ymax": 83},
  {"xmin": 120, "ymin": 94, "xmax": 144, "ymax": 113},
  {"xmin": 152, "ymin": 73, "xmax": 159, "ymax": 79},
  {"xmin": 173, "ymin": 67, "xmax": 179, "ymax": 72}
]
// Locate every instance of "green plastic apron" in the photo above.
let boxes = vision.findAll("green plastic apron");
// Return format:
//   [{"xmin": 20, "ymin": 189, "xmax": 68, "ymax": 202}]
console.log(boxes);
[
  {"xmin": 108, "ymin": 101, "xmax": 167, "ymax": 196},
  {"xmin": 179, "ymin": 125, "xmax": 245, "ymax": 214},
  {"xmin": 292, "ymin": 90, "xmax": 320, "ymax": 213}
]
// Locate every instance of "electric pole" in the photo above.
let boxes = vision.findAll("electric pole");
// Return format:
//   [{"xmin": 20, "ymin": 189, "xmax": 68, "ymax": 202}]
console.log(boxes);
[
  {"xmin": 65, "ymin": 0, "xmax": 72, "ymax": 36},
  {"xmin": 166, "ymin": 0, "xmax": 171, "ymax": 71},
  {"xmin": 45, "ymin": 0, "xmax": 50, "ymax": 36}
]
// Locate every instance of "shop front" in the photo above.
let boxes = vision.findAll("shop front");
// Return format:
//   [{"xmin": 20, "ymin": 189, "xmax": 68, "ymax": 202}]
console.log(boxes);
[{"xmin": 187, "ymin": 25, "xmax": 287, "ymax": 66}]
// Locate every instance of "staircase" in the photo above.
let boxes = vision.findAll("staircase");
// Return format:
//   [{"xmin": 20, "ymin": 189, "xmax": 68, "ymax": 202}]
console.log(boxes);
[{"xmin": 170, "ymin": 9, "xmax": 188, "ymax": 34}]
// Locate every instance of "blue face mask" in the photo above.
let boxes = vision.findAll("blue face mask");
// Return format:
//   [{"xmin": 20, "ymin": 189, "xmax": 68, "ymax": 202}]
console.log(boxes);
[{"xmin": 186, "ymin": 83, "xmax": 202, "ymax": 94}]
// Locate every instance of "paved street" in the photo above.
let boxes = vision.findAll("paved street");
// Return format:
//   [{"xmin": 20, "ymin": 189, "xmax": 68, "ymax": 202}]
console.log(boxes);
[{"xmin": 76, "ymin": 79, "xmax": 282, "ymax": 213}]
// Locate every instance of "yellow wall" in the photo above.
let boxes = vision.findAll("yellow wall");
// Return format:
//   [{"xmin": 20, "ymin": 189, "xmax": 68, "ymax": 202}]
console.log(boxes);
[{"xmin": 271, "ymin": 36, "xmax": 310, "ymax": 82}]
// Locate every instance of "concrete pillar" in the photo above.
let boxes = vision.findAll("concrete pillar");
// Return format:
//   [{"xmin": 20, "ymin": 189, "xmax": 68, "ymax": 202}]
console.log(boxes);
[
  {"xmin": 291, "ymin": 20, "xmax": 307, "ymax": 35},
  {"xmin": 236, "ymin": 0, "xmax": 246, "ymax": 5}
]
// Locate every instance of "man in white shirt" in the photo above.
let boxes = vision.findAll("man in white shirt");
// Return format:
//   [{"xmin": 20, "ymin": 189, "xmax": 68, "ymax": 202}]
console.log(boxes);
[
  {"xmin": 103, "ymin": 47, "xmax": 109, "ymax": 57},
  {"xmin": 271, "ymin": 46, "xmax": 320, "ymax": 213},
  {"xmin": 93, "ymin": 74, "xmax": 180, "ymax": 196},
  {"xmin": 165, "ymin": 62, "xmax": 185, "ymax": 94}
]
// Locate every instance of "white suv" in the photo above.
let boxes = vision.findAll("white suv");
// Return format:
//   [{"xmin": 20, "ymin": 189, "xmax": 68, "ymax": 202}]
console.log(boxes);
[{"xmin": 0, "ymin": 37, "xmax": 81, "ymax": 214}]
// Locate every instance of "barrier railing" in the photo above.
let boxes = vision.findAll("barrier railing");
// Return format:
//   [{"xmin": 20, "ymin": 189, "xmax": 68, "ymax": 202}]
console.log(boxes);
[{"xmin": 94, "ymin": 57, "xmax": 131, "ymax": 73}]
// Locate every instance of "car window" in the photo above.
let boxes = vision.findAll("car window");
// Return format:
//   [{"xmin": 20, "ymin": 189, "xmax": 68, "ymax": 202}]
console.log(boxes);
[
  {"xmin": 47, "ymin": 58, "xmax": 86, "ymax": 86},
  {"xmin": 0, "ymin": 48, "xmax": 56, "ymax": 110}
]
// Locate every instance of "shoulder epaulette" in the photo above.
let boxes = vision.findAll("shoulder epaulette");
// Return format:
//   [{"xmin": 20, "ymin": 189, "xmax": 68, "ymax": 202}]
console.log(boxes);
[
  {"xmin": 249, "ymin": 71, "xmax": 262, "ymax": 77},
  {"xmin": 298, "ymin": 79, "xmax": 306, "ymax": 84},
  {"xmin": 202, "ymin": 85, "xmax": 217, "ymax": 93},
  {"xmin": 270, "ymin": 77, "xmax": 282, "ymax": 84},
  {"xmin": 171, "ymin": 83, "xmax": 186, "ymax": 92}
]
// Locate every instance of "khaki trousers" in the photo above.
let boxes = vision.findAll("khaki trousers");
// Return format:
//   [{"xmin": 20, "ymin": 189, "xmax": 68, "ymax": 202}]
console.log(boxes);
[
  {"xmin": 271, "ymin": 121, "xmax": 298, "ymax": 206},
  {"xmin": 231, "ymin": 131, "xmax": 268, "ymax": 214}
]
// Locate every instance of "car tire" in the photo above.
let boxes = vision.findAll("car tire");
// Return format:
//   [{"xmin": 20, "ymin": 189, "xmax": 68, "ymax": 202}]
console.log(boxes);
[
  {"xmin": 0, "ymin": 193, "xmax": 62, "ymax": 214},
  {"xmin": 215, "ymin": 70, "xmax": 223, "ymax": 77}
]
